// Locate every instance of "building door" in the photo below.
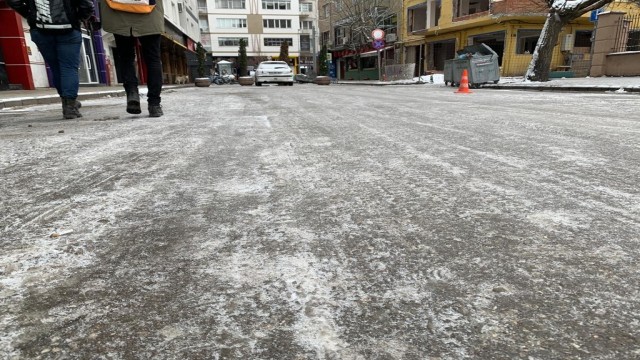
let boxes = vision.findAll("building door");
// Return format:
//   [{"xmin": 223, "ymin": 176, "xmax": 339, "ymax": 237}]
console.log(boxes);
[
  {"xmin": 0, "ymin": 46, "xmax": 9, "ymax": 90},
  {"xmin": 79, "ymin": 30, "xmax": 99, "ymax": 84},
  {"xmin": 429, "ymin": 40, "xmax": 456, "ymax": 70},
  {"xmin": 470, "ymin": 31, "xmax": 505, "ymax": 66}
]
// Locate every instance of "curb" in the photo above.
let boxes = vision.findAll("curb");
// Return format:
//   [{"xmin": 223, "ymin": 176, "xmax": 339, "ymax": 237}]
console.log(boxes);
[
  {"xmin": 0, "ymin": 90, "xmax": 126, "ymax": 109},
  {"xmin": 0, "ymin": 84, "xmax": 195, "ymax": 109},
  {"xmin": 482, "ymin": 84, "xmax": 640, "ymax": 93},
  {"xmin": 335, "ymin": 81, "xmax": 433, "ymax": 86}
]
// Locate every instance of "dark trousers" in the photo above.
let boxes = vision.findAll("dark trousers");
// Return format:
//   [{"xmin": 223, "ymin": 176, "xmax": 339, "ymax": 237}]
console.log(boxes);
[{"xmin": 114, "ymin": 34, "xmax": 162, "ymax": 106}]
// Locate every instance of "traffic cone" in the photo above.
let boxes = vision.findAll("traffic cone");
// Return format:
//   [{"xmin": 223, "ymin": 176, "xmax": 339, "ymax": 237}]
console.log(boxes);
[{"xmin": 455, "ymin": 69, "xmax": 472, "ymax": 94}]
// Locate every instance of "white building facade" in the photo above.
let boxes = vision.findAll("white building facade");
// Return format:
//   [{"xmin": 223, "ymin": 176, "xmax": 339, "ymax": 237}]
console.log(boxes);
[{"xmin": 199, "ymin": 0, "xmax": 319, "ymax": 73}]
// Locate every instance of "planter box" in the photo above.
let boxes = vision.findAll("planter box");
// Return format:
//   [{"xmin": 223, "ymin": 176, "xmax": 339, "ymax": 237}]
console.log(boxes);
[
  {"xmin": 238, "ymin": 77, "xmax": 254, "ymax": 86},
  {"xmin": 314, "ymin": 76, "xmax": 330, "ymax": 85},
  {"xmin": 195, "ymin": 78, "xmax": 211, "ymax": 87}
]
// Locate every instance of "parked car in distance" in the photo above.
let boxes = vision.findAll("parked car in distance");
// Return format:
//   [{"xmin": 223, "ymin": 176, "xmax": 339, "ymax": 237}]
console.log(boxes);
[{"xmin": 254, "ymin": 61, "xmax": 294, "ymax": 86}]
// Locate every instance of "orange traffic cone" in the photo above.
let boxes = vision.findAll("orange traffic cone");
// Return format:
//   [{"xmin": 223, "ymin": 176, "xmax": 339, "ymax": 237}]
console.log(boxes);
[{"xmin": 455, "ymin": 69, "xmax": 472, "ymax": 94}]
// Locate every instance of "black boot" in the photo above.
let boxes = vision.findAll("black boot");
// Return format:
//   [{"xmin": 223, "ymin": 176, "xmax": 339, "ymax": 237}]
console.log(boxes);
[
  {"xmin": 126, "ymin": 90, "xmax": 141, "ymax": 114},
  {"xmin": 62, "ymin": 98, "xmax": 82, "ymax": 119},
  {"xmin": 148, "ymin": 104, "xmax": 163, "ymax": 118}
]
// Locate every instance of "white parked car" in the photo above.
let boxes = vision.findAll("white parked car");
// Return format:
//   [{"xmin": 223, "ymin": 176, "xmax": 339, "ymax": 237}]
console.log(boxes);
[{"xmin": 254, "ymin": 61, "xmax": 294, "ymax": 86}]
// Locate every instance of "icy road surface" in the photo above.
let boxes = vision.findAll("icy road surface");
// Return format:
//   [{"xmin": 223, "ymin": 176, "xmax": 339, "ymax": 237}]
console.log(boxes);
[{"xmin": 1, "ymin": 84, "xmax": 640, "ymax": 359}]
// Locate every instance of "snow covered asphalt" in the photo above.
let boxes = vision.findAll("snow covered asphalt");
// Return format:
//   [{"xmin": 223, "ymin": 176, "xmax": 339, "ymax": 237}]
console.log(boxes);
[{"xmin": 1, "ymin": 84, "xmax": 640, "ymax": 359}]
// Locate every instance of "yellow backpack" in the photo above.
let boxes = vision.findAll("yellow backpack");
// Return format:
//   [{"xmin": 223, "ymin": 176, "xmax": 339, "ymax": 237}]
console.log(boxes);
[{"xmin": 105, "ymin": 0, "xmax": 156, "ymax": 14}]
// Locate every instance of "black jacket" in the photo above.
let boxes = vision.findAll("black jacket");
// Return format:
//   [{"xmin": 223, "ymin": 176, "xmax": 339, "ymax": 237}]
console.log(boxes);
[{"xmin": 7, "ymin": 0, "xmax": 94, "ymax": 32}]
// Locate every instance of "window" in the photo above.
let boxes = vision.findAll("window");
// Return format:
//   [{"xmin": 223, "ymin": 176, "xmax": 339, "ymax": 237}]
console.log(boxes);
[
  {"xmin": 322, "ymin": 4, "xmax": 329, "ymax": 18},
  {"xmin": 300, "ymin": 2, "xmax": 312, "ymax": 12},
  {"xmin": 218, "ymin": 37, "xmax": 249, "ymax": 46},
  {"xmin": 321, "ymin": 31, "xmax": 330, "ymax": 46},
  {"xmin": 215, "ymin": 0, "xmax": 245, "ymax": 9},
  {"xmin": 627, "ymin": 30, "xmax": 640, "ymax": 51},
  {"xmin": 199, "ymin": 18, "xmax": 210, "ymax": 32},
  {"xmin": 516, "ymin": 29, "xmax": 541, "ymax": 54},
  {"xmin": 407, "ymin": 4, "xmax": 427, "ymax": 32},
  {"xmin": 300, "ymin": 35, "xmax": 310, "ymax": 51},
  {"xmin": 216, "ymin": 18, "xmax": 247, "ymax": 28},
  {"xmin": 574, "ymin": 30, "xmax": 592, "ymax": 47},
  {"xmin": 361, "ymin": 56, "xmax": 376, "ymax": 69},
  {"xmin": 301, "ymin": 20, "xmax": 313, "ymax": 30},
  {"xmin": 456, "ymin": 0, "xmax": 489, "ymax": 17},
  {"xmin": 262, "ymin": 0, "xmax": 291, "ymax": 10},
  {"xmin": 198, "ymin": 0, "xmax": 207, "ymax": 11},
  {"xmin": 263, "ymin": 19, "xmax": 292, "ymax": 28},
  {"xmin": 200, "ymin": 36, "xmax": 211, "ymax": 50},
  {"xmin": 335, "ymin": 27, "xmax": 347, "ymax": 45},
  {"xmin": 379, "ymin": 14, "xmax": 397, "ymax": 33},
  {"xmin": 264, "ymin": 38, "xmax": 293, "ymax": 46}
]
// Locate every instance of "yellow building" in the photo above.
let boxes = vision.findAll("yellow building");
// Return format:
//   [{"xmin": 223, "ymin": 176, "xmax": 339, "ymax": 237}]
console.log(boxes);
[{"xmin": 401, "ymin": 0, "xmax": 639, "ymax": 77}]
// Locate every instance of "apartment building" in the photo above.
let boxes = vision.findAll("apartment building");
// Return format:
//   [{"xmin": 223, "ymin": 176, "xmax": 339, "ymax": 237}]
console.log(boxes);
[{"xmin": 198, "ymin": 0, "xmax": 319, "ymax": 73}]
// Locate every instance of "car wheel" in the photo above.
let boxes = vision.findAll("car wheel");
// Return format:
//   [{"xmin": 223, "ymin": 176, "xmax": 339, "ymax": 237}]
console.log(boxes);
[{"xmin": 255, "ymin": 82, "xmax": 262, "ymax": 86}]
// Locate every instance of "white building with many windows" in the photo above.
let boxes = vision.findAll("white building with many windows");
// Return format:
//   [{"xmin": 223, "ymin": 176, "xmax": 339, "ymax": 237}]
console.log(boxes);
[{"xmin": 198, "ymin": 0, "xmax": 319, "ymax": 73}]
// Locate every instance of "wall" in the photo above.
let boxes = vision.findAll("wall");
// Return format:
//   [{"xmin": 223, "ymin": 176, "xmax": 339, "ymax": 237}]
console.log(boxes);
[
  {"xmin": 0, "ymin": 1, "xmax": 34, "ymax": 89},
  {"xmin": 590, "ymin": 12, "xmax": 625, "ymax": 76},
  {"xmin": 605, "ymin": 52, "xmax": 640, "ymax": 76}
]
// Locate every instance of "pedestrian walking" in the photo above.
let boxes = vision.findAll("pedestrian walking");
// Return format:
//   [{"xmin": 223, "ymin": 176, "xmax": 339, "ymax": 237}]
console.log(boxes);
[
  {"xmin": 100, "ymin": 0, "xmax": 164, "ymax": 117},
  {"xmin": 7, "ymin": 0, "xmax": 95, "ymax": 119}
]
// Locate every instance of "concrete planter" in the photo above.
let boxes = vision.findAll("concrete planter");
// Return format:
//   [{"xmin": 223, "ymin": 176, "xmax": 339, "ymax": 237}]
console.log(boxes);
[
  {"xmin": 314, "ymin": 76, "xmax": 330, "ymax": 85},
  {"xmin": 195, "ymin": 77, "xmax": 211, "ymax": 87},
  {"xmin": 238, "ymin": 76, "xmax": 254, "ymax": 86}
]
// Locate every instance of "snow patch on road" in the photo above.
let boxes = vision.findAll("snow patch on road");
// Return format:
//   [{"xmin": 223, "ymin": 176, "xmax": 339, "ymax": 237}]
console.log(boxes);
[{"xmin": 526, "ymin": 210, "xmax": 591, "ymax": 230}]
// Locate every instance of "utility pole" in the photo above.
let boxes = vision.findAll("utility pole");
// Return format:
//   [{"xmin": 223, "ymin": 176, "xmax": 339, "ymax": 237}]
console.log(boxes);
[{"xmin": 312, "ymin": 25, "xmax": 317, "ymax": 74}]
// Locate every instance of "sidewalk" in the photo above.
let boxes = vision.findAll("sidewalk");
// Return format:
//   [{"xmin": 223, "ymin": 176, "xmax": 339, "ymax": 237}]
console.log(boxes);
[
  {"xmin": 2, "ymin": 76, "xmax": 640, "ymax": 108},
  {"xmin": 0, "ymin": 85, "xmax": 187, "ymax": 109},
  {"xmin": 337, "ymin": 75, "xmax": 640, "ymax": 93},
  {"xmin": 484, "ymin": 76, "xmax": 640, "ymax": 93}
]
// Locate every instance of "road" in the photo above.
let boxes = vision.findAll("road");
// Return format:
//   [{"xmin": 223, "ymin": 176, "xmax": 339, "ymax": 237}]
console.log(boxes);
[{"xmin": 1, "ymin": 84, "xmax": 639, "ymax": 359}]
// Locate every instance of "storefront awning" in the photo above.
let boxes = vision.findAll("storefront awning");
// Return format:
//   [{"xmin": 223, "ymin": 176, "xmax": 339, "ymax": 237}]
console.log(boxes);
[
  {"xmin": 161, "ymin": 34, "xmax": 195, "ymax": 53},
  {"xmin": 359, "ymin": 46, "xmax": 393, "ymax": 57}
]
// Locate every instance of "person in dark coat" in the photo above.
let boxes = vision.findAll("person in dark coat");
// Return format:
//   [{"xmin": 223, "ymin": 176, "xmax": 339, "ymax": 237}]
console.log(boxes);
[
  {"xmin": 100, "ymin": 0, "xmax": 165, "ymax": 117},
  {"xmin": 6, "ymin": 0, "xmax": 95, "ymax": 119}
]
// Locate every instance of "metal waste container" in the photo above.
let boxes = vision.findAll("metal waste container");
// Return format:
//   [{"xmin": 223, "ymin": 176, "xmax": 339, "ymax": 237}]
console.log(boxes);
[
  {"xmin": 443, "ymin": 59, "xmax": 454, "ymax": 86},
  {"xmin": 444, "ymin": 43, "xmax": 500, "ymax": 87}
]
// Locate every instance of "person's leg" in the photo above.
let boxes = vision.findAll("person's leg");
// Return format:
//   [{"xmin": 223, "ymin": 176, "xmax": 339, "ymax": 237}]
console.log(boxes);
[
  {"xmin": 55, "ymin": 29, "xmax": 83, "ymax": 118},
  {"xmin": 114, "ymin": 34, "xmax": 141, "ymax": 114},
  {"xmin": 138, "ymin": 34, "xmax": 163, "ymax": 117},
  {"xmin": 56, "ymin": 30, "xmax": 82, "ymax": 99},
  {"xmin": 32, "ymin": 29, "xmax": 82, "ymax": 119},
  {"xmin": 30, "ymin": 29, "xmax": 62, "ymax": 96}
]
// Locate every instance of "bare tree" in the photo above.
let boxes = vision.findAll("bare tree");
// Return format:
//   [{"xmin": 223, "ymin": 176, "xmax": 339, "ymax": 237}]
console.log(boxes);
[
  {"xmin": 526, "ymin": 0, "xmax": 614, "ymax": 81},
  {"xmin": 330, "ymin": 0, "xmax": 402, "ymax": 71}
]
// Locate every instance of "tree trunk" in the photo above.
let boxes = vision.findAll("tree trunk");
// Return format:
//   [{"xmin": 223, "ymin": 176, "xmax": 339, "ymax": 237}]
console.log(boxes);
[{"xmin": 525, "ymin": 11, "xmax": 568, "ymax": 82}]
